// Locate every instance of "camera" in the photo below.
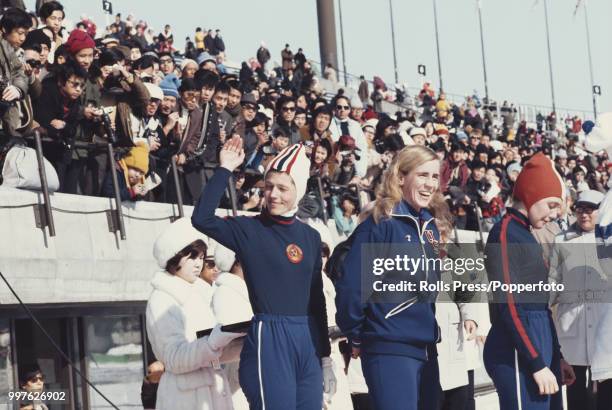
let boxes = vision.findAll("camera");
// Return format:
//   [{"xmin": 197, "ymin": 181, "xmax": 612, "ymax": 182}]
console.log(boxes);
[{"xmin": 373, "ymin": 133, "xmax": 405, "ymax": 154}]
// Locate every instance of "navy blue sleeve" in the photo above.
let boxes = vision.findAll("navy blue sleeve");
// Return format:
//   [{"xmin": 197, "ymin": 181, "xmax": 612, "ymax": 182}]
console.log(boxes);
[
  {"xmin": 334, "ymin": 220, "xmax": 377, "ymax": 347},
  {"xmin": 191, "ymin": 167, "xmax": 250, "ymax": 253},
  {"xmin": 486, "ymin": 219, "xmax": 546, "ymax": 373},
  {"xmin": 309, "ymin": 243, "xmax": 332, "ymax": 357}
]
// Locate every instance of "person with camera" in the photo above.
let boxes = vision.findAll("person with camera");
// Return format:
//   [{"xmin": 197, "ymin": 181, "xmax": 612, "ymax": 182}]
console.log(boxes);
[
  {"xmin": 192, "ymin": 138, "xmax": 336, "ymax": 409},
  {"xmin": 329, "ymin": 95, "xmax": 368, "ymax": 178},
  {"xmin": 168, "ymin": 76, "xmax": 221, "ymax": 205},
  {"xmin": 0, "ymin": 8, "xmax": 29, "ymax": 142},
  {"xmin": 34, "ymin": 59, "xmax": 86, "ymax": 193}
]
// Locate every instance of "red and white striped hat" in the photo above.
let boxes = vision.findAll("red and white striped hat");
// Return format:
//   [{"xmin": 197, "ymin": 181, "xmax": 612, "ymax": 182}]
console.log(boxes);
[{"xmin": 266, "ymin": 143, "xmax": 310, "ymax": 202}]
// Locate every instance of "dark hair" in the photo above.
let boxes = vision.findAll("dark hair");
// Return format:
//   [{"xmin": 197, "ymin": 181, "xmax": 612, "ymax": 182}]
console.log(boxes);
[
  {"xmin": 158, "ymin": 51, "xmax": 173, "ymax": 61},
  {"xmin": 56, "ymin": 58, "xmax": 88, "ymax": 84},
  {"xmin": 19, "ymin": 364, "xmax": 42, "ymax": 387},
  {"xmin": 310, "ymin": 105, "xmax": 332, "ymax": 127},
  {"xmin": 196, "ymin": 27, "xmax": 202, "ymax": 32},
  {"xmin": 333, "ymin": 95, "xmax": 350, "ymax": 107},
  {"xmin": 38, "ymin": 1, "xmax": 65, "ymax": 20},
  {"xmin": 1, "ymin": 8, "xmax": 33, "ymax": 33},
  {"xmin": 226, "ymin": 79, "xmax": 241, "ymax": 93},
  {"xmin": 179, "ymin": 77, "xmax": 199, "ymax": 93},
  {"xmin": 275, "ymin": 95, "xmax": 296, "ymax": 113},
  {"xmin": 195, "ymin": 69, "xmax": 219, "ymax": 89},
  {"xmin": 24, "ymin": 28, "xmax": 52, "ymax": 50},
  {"xmin": 470, "ymin": 160, "xmax": 487, "ymax": 171},
  {"xmin": 273, "ymin": 126, "xmax": 290, "ymax": 140},
  {"xmin": 76, "ymin": 22, "xmax": 86, "ymax": 29},
  {"xmin": 214, "ymin": 81, "xmax": 230, "ymax": 95},
  {"xmin": 165, "ymin": 240, "xmax": 207, "ymax": 275},
  {"xmin": 295, "ymin": 107, "xmax": 307, "ymax": 116}
]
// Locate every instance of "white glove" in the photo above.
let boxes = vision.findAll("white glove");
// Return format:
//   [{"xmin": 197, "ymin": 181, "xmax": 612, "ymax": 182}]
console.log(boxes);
[
  {"xmin": 321, "ymin": 356, "xmax": 337, "ymax": 402},
  {"xmin": 207, "ymin": 324, "xmax": 245, "ymax": 351}
]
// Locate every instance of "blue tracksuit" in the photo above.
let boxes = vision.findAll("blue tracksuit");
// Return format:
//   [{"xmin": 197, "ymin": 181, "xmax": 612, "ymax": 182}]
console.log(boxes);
[
  {"xmin": 335, "ymin": 200, "xmax": 441, "ymax": 410},
  {"xmin": 192, "ymin": 167, "xmax": 331, "ymax": 410},
  {"xmin": 484, "ymin": 208, "xmax": 563, "ymax": 410}
]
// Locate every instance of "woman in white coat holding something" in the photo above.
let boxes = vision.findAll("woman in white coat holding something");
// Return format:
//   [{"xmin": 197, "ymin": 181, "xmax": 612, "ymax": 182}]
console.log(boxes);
[{"xmin": 146, "ymin": 218, "xmax": 244, "ymax": 410}]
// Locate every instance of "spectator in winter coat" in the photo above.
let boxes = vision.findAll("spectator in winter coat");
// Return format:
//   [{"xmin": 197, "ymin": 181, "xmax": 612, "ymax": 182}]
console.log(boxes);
[
  {"xmin": 281, "ymin": 43, "xmax": 293, "ymax": 73},
  {"xmin": 35, "ymin": 59, "xmax": 86, "ymax": 193},
  {"xmin": 440, "ymin": 143, "xmax": 470, "ymax": 194},
  {"xmin": 329, "ymin": 95, "xmax": 368, "ymax": 177},
  {"xmin": 358, "ymin": 75, "xmax": 369, "ymax": 107},
  {"xmin": 101, "ymin": 141, "xmax": 153, "ymax": 201},
  {"xmin": 548, "ymin": 190, "xmax": 611, "ymax": 410},
  {"xmin": 146, "ymin": 218, "xmax": 244, "ymax": 410},
  {"xmin": 256, "ymin": 42, "xmax": 270, "ymax": 68},
  {"xmin": 37, "ymin": 1, "xmax": 64, "ymax": 63}
]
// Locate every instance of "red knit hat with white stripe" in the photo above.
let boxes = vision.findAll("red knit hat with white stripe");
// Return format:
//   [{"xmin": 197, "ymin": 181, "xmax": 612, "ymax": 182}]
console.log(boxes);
[
  {"xmin": 265, "ymin": 143, "xmax": 310, "ymax": 203},
  {"xmin": 513, "ymin": 152, "xmax": 565, "ymax": 211}
]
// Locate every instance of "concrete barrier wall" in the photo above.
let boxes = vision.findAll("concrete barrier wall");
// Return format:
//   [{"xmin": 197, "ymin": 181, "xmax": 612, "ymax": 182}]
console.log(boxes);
[{"xmin": 0, "ymin": 186, "xmax": 488, "ymax": 306}]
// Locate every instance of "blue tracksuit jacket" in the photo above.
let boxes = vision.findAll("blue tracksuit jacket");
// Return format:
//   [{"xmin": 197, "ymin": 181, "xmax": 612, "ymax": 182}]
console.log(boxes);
[{"xmin": 334, "ymin": 200, "xmax": 441, "ymax": 360}]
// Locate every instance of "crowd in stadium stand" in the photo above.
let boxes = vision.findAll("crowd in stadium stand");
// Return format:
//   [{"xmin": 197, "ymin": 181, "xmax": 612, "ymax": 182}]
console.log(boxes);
[{"xmin": 0, "ymin": 2, "xmax": 611, "ymax": 410}]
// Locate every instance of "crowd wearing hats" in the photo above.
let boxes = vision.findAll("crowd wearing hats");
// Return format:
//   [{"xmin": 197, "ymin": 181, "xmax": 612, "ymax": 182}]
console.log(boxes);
[
  {"xmin": 0, "ymin": 2, "xmax": 610, "ymax": 410},
  {"xmin": 0, "ymin": 2, "xmax": 607, "ymax": 232}
]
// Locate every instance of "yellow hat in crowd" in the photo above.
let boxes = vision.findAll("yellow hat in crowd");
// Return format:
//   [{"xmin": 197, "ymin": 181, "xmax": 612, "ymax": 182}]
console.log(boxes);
[
  {"xmin": 123, "ymin": 142, "xmax": 150, "ymax": 174},
  {"xmin": 119, "ymin": 142, "xmax": 149, "ymax": 187}
]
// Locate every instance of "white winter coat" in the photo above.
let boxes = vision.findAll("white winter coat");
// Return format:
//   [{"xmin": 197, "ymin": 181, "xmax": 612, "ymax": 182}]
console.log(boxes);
[
  {"xmin": 212, "ymin": 272, "xmax": 253, "ymax": 325},
  {"xmin": 435, "ymin": 302, "xmax": 477, "ymax": 391},
  {"xmin": 212, "ymin": 272, "xmax": 253, "ymax": 410},
  {"xmin": 146, "ymin": 271, "xmax": 234, "ymax": 410},
  {"xmin": 549, "ymin": 227, "xmax": 610, "ymax": 366}
]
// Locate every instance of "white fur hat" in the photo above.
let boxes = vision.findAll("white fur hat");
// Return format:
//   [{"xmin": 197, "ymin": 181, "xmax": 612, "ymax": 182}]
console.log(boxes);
[
  {"xmin": 153, "ymin": 218, "xmax": 208, "ymax": 269},
  {"xmin": 214, "ymin": 244, "xmax": 236, "ymax": 273},
  {"xmin": 265, "ymin": 144, "xmax": 310, "ymax": 204}
]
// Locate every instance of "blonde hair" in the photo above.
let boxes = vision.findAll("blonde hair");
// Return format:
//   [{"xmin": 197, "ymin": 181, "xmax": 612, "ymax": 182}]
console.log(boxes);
[{"xmin": 373, "ymin": 145, "xmax": 453, "ymax": 241}]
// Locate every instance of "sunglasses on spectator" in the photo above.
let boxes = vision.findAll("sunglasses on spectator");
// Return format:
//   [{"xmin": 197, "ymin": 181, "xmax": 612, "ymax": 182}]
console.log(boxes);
[
  {"xmin": 282, "ymin": 106, "xmax": 296, "ymax": 112},
  {"xmin": 28, "ymin": 375, "xmax": 44, "ymax": 383},
  {"xmin": 575, "ymin": 206, "xmax": 597, "ymax": 214},
  {"xmin": 336, "ymin": 105, "xmax": 350, "ymax": 111}
]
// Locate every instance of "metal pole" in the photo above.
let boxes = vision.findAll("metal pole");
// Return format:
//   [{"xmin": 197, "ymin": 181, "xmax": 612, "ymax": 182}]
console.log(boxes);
[
  {"xmin": 477, "ymin": 1, "xmax": 489, "ymax": 103},
  {"xmin": 107, "ymin": 143, "xmax": 126, "ymax": 240},
  {"xmin": 33, "ymin": 130, "xmax": 56, "ymax": 237},
  {"xmin": 388, "ymin": 0, "xmax": 399, "ymax": 85},
  {"xmin": 432, "ymin": 0, "xmax": 444, "ymax": 94},
  {"xmin": 583, "ymin": 2, "xmax": 597, "ymax": 119},
  {"xmin": 543, "ymin": 0, "xmax": 557, "ymax": 115},
  {"xmin": 337, "ymin": 0, "xmax": 348, "ymax": 86},
  {"xmin": 316, "ymin": 176, "xmax": 328, "ymax": 224},
  {"xmin": 170, "ymin": 157, "xmax": 184, "ymax": 218},
  {"xmin": 227, "ymin": 174, "xmax": 239, "ymax": 217}
]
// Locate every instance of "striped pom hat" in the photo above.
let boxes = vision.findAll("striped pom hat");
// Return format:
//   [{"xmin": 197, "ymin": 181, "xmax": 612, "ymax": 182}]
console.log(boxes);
[{"xmin": 266, "ymin": 143, "xmax": 310, "ymax": 203}]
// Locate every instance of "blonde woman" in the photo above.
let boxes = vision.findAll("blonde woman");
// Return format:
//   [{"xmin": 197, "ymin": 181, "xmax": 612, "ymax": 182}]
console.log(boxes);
[{"xmin": 335, "ymin": 145, "xmax": 451, "ymax": 410}]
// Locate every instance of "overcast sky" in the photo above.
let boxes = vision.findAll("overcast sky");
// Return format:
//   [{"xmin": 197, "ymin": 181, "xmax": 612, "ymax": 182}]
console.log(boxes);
[{"xmin": 30, "ymin": 0, "xmax": 612, "ymax": 118}]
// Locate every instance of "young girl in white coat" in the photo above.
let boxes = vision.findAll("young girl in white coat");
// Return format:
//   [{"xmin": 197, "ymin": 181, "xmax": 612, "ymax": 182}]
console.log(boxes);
[{"xmin": 146, "ymin": 217, "xmax": 244, "ymax": 410}]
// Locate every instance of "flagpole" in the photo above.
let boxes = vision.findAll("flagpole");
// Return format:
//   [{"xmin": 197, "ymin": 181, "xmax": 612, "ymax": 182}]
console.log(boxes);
[
  {"xmin": 582, "ymin": 1, "xmax": 597, "ymax": 119},
  {"xmin": 388, "ymin": 0, "xmax": 399, "ymax": 85},
  {"xmin": 477, "ymin": 0, "xmax": 489, "ymax": 103},
  {"xmin": 337, "ymin": 0, "xmax": 348, "ymax": 86},
  {"xmin": 432, "ymin": 0, "xmax": 444, "ymax": 93},
  {"xmin": 543, "ymin": 0, "xmax": 557, "ymax": 115}
]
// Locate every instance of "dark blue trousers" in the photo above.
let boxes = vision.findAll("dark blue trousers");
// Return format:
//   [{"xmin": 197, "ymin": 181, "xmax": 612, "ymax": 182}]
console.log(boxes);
[
  {"xmin": 484, "ymin": 310, "xmax": 562, "ymax": 410},
  {"xmin": 239, "ymin": 314, "xmax": 323, "ymax": 410},
  {"xmin": 361, "ymin": 351, "xmax": 437, "ymax": 410}
]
